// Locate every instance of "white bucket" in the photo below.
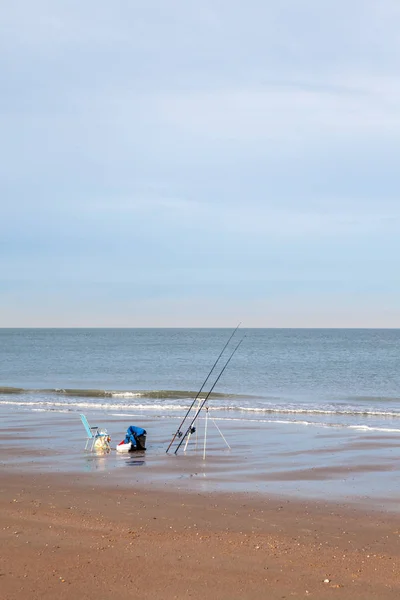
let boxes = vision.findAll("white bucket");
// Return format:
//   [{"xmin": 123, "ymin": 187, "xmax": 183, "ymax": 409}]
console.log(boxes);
[{"xmin": 116, "ymin": 442, "xmax": 132, "ymax": 453}]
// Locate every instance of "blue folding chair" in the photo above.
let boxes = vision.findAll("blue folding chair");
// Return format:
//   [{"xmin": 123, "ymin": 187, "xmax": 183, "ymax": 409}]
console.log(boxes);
[{"xmin": 79, "ymin": 414, "xmax": 110, "ymax": 451}]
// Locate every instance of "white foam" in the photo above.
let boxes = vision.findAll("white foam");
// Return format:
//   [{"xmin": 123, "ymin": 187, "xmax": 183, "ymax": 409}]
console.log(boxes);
[
  {"xmin": 110, "ymin": 392, "xmax": 143, "ymax": 398},
  {"xmin": 1, "ymin": 397, "xmax": 400, "ymax": 418},
  {"xmin": 232, "ymin": 405, "xmax": 400, "ymax": 418},
  {"xmin": 348, "ymin": 425, "xmax": 400, "ymax": 433},
  {"xmin": 3, "ymin": 399, "xmax": 400, "ymax": 433},
  {"xmin": 0, "ymin": 399, "xmax": 190, "ymax": 412}
]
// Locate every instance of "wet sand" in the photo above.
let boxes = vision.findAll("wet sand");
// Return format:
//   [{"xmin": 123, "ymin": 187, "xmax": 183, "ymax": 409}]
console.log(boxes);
[
  {"xmin": 2, "ymin": 407, "xmax": 400, "ymax": 507},
  {"xmin": 1, "ymin": 408, "xmax": 400, "ymax": 598}
]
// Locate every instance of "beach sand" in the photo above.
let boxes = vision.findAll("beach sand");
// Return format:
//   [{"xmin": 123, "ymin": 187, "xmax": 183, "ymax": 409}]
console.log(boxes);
[
  {"xmin": 1, "ymin": 409, "xmax": 400, "ymax": 598},
  {"xmin": 1, "ymin": 470, "xmax": 400, "ymax": 599}
]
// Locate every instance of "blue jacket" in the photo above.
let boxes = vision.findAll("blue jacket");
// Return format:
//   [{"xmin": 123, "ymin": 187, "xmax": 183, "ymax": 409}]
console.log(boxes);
[{"xmin": 124, "ymin": 425, "xmax": 146, "ymax": 447}]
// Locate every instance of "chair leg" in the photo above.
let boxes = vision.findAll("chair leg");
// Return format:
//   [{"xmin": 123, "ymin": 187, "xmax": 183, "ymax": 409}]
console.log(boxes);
[
  {"xmin": 91, "ymin": 437, "xmax": 95, "ymax": 452},
  {"xmin": 85, "ymin": 438, "xmax": 89, "ymax": 451}
]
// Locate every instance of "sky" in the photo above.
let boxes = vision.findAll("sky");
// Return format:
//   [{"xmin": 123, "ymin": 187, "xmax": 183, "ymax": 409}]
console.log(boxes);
[{"xmin": 1, "ymin": 0, "xmax": 400, "ymax": 327}]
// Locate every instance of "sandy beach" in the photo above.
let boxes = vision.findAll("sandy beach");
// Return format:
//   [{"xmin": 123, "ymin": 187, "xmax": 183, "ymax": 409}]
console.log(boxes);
[
  {"xmin": 1, "ymin": 470, "xmax": 400, "ymax": 600},
  {"xmin": 1, "ymin": 409, "xmax": 400, "ymax": 599}
]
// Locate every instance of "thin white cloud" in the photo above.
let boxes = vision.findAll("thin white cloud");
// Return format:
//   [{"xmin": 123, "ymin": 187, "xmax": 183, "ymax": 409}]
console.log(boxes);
[{"xmin": 154, "ymin": 77, "xmax": 400, "ymax": 144}]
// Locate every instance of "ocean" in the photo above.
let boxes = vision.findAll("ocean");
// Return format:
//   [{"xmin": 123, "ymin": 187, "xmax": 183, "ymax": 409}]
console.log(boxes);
[{"xmin": 2, "ymin": 327, "xmax": 400, "ymax": 435}]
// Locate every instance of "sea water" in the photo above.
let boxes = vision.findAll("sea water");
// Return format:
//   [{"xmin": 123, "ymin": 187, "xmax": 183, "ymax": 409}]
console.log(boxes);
[{"xmin": 1, "ymin": 328, "xmax": 400, "ymax": 435}]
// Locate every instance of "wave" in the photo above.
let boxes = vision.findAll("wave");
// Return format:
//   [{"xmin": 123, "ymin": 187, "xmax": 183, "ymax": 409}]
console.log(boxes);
[
  {"xmin": 0, "ymin": 386, "xmax": 241, "ymax": 400},
  {"xmin": 230, "ymin": 406, "xmax": 400, "ymax": 418},
  {"xmin": 3, "ymin": 386, "xmax": 400, "ymax": 406},
  {"xmin": 0, "ymin": 399, "xmax": 192, "ymax": 411},
  {"xmin": 1, "ymin": 397, "xmax": 400, "ymax": 420},
  {"xmin": 3, "ymin": 400, "xmax": 400, "ymax": 434}
]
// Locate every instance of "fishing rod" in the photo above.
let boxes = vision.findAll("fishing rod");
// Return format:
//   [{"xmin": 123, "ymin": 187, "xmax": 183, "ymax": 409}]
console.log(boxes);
[
  {"xmin": 166, "ymin": 324, "xmax": 241, "ymax": 453},
  {"xmin": 174, "ymin": 334, "xmax": 245, "ymax": 455}
]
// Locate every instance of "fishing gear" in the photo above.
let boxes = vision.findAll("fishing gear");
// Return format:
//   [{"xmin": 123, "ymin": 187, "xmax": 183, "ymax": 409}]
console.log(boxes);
[
  {"xmin": 174, "ymin": 335, "xmax": 245, "ymax": 455},
  {"xmin": 165, "ymin": 324, "xmax": 241, "ymax": 453}
]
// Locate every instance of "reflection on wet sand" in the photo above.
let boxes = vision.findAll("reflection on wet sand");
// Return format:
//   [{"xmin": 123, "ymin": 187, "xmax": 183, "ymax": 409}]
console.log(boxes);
[{"xmin": 1, "ymin": 406, "xmax": 400, "ymax": 509}]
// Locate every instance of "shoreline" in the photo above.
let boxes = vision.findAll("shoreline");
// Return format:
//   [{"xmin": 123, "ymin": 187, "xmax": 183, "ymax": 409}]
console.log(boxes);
[{"xmin": 2, "ymin": 407, "xmax": 400, "ymax": 510}]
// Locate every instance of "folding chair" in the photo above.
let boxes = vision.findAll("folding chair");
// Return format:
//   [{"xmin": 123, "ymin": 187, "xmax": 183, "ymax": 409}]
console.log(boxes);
[{"xmin": 79, "ymin": 414, "xmax": 110, "ymax": 451}]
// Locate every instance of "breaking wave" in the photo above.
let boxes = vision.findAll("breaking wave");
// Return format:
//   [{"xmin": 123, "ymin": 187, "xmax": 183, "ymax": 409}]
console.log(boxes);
[
  {"xmin": 1, "ymin": 397, "xmax": 400, "ymax": 420},
  {"xmin": 2, "ymin": 387, "xmax": 400, "ymax": 437},
  {"xmin": 0, "ymin": 386, "xmax": 240, "ymax": 400},
  {"xmin": 230, "ymin": 406, "xmax": 400, "ymax": 418}
]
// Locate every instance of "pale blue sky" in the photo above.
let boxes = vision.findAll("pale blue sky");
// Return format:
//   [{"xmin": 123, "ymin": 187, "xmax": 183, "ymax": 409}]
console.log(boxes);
[{"xmin": 1, "ymin": 1, "xmax": 400, "ymax": 326}]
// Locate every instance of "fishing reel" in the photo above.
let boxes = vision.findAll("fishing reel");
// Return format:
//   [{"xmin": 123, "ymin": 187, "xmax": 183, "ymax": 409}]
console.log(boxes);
[{"xmin": 189, "ymin": 427, "xmax": 196, "ymax": 434}]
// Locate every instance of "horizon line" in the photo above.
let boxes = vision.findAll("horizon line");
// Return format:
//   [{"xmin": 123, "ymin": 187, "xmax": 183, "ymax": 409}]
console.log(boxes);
[{"xmin": 1, "ymin": 326, "xmax": 400, "ymax": 331}]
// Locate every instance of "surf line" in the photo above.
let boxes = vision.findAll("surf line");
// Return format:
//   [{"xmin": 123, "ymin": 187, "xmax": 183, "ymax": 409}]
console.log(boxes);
[
  {"xmin": 173, "ymin": 334, "xmax": 246, "ymax": 455},
  {"xmin": 166, "ymin": 324, "xmax": 241, "ymax": 453}
]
